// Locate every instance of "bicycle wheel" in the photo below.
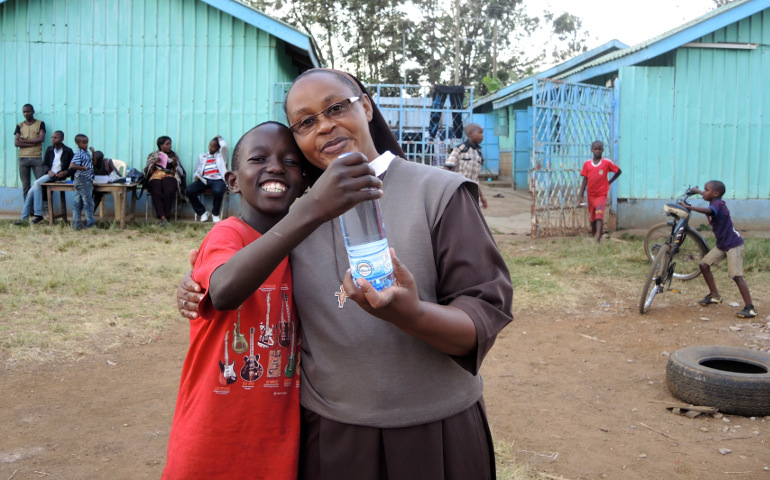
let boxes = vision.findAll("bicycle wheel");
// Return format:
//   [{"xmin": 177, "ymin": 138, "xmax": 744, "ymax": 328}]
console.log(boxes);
[
  {"xmin": 674, "ymin": 228, "xmax": 709, "ymax": 281},
  {"xmin": 644, "ymin": 223, "xmax": 671, "ymax": 261},
  {"xmin": 644, "ymin": 224, "xmax": 708, "ymax": 281},
  {"xmin": 640, "ymin": 244, "xmax": 671, "ymax": 314}
]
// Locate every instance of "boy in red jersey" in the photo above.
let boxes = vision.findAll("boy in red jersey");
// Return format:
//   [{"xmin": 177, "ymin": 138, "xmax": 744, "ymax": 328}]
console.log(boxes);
[{"xmin": 578, "ymin": 140, "xmax": 622, "ymax": 242}]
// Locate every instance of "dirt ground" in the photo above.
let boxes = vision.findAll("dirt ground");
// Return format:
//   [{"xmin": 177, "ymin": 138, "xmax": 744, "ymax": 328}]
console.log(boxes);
[{"xmin": 2, "ymin": 184, "xmax": 769, "ymax": 480}]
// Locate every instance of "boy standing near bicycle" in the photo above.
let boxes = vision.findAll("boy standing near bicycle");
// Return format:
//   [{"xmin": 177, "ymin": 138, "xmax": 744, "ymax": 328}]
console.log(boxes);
[
  {"xmin": 680, "ymin": 181, "xmax": 756, "ymax": 318},
  {"xmin": 578, "ymin": 140, "xmax": 621, "ymax": 242}
]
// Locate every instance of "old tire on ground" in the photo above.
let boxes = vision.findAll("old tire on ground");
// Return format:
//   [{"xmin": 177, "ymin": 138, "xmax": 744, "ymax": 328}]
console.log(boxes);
[{"xmin": 666, "ymin": 345, "xmax": 770, "ymax": 416}]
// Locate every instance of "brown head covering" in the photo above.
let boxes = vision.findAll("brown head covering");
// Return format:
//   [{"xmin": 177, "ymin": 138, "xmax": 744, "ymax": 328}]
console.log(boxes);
[{"xmin": 285, "ymin": 68, "xmax": 407, "ymax": 173}]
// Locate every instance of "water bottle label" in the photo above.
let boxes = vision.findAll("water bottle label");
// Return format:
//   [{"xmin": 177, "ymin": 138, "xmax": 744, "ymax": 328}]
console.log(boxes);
[{"xmin": 346, "ymin": 238, "xmax": 394, "ymax": 291}]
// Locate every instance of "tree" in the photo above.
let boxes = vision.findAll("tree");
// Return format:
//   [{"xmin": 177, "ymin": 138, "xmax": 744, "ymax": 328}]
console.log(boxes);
[
  {"xmin": 245, "ymin": 0, "xmax": 588, "ymax": 94},
  {"xmin": 405, "ymin": 0, "xmax": 543, "ymax": 93},
  {"xmin": 281, "ymin": 1, "xmax": 341, "ymax": 68},
  {"xmin": 544, "ymin": 12, "xmax": 589, "ymax": 63}
]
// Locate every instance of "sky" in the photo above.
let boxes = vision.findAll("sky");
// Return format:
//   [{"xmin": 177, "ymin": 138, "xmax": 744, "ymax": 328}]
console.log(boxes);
[{"xmin": 533, "ymin": 0, "xmax": 716, "ymax": 51}]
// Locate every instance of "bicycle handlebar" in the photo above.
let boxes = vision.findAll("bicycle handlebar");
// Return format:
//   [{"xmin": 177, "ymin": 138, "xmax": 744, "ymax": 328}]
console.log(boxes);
[{"xmin": 678, "ymin": 186, "xmax": 698, "ymax": 205}]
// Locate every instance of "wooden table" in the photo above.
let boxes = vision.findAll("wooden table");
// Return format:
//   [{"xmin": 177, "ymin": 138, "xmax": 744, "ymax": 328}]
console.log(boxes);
[{"xmin": 42, "ymin": 182, "xmax": 139, "ymax": 229}]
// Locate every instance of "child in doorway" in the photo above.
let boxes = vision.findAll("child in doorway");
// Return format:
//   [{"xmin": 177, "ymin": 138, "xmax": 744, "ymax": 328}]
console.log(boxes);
[
  {"xmin": 187, "ymin": 135, "xmax": 229, "ymax": 223},
  {"xmin": 679, "ymin": 181, "xmax": 756, "ymax": 318},
  {"xmin": 163, "ymin": 122, "xmax": 378, "ymax": 479},
  {"xmin": 444, "ymin": 122, "xmax": 487, "ymax": 208},
  {"xmin": 578, "ymin": 140, "xmax": 621, "ymax": 242},
  {"xmin": 70, "ymin": 134, "xmax": 95, "ymax": 230}
]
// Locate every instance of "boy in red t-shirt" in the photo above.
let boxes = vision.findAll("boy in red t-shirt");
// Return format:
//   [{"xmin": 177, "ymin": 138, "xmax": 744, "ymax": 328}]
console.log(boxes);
[
  {"xmin": 578, "ymin": 140, "xmax": 622, "ymax": 242},
  {"xmin": 163, "ymin": 122, "xmax": 379, "ymax": 479}
]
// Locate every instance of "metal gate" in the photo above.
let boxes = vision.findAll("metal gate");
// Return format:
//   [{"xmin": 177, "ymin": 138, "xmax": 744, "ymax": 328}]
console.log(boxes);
[{"xmin": 531, "ymin": 78, "xmax": 615, "ymax": 237}]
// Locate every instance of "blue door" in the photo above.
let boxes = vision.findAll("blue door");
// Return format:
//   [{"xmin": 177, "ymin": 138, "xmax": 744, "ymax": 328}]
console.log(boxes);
[
  {"xmin": 476, "ymin": 113, "xmax": 499, "ymax": 177},
  {"xmin": 513, "ymin": 108, "xmax": 532, "ymax": 190}
]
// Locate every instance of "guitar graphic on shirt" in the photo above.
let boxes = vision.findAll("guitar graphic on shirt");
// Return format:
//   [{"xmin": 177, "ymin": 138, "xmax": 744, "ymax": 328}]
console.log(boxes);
[
  {"xmin": 267, "ymin": 339, "xmax": 283, "ymax": 378},
  {"xmin": 284, "ymin": 321, "xmax": 296, "ymax": 378},
  {"xmin": 267, "ymin": 293, "xmax": 286, "ymax": 378},
  {"xmin": 232, "ymin": 307, "xmax": 248, "ymax": 354},
  {"xmin": 218, "ymin": 331, "xmax": 237, "ymax": 385},
  {"xmin": 240, "ymin": 327, "xmax": 263, "ymax": 382},
  {"xmin": 284, "ymin": 295, "xmax": 297, "ymax": 378},
  {"xmin": 278, "ymin": 291, "xmax": 290, "ymax": 347},
  {"xmin": 258, "ymin": 290, "xmax": 274, "ymax": 348}
]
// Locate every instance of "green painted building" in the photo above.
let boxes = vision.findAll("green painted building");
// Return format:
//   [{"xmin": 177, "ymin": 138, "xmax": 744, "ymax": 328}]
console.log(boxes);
[
  {"xmin": 0, "ymin": 0, "xmax": 319, "ymax": 215},
  {"xmin": 476, "ymin": 0, "xmax": 770, "ymax": 231}
]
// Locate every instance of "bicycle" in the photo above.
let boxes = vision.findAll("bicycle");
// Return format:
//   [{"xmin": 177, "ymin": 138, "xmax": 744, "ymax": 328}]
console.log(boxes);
[
  {"xmin": 643, "ymin": 190, "xmax": 710, "ymax": 281},
  {"xmin": 639, "ymin": 188, "xmax": 710, "ymax": 314}
]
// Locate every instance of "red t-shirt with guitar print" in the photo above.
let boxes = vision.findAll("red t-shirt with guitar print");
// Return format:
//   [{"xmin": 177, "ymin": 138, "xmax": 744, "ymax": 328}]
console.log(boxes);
[{"xmin": 163, "ymin": 217, "xmax": 301, "ymax": 479}]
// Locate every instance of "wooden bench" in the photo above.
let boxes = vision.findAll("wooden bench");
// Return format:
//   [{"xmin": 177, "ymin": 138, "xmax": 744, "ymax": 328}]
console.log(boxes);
[{"xmin": 42, "ymin": 182, "xmax": 139, "ymax": 229}]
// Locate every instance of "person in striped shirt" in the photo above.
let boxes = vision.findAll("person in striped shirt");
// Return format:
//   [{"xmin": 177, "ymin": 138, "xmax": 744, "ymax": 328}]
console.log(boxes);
[
  {"xmin": 188, "ymin": 135, "xmax": 229, "ymax": 223},
  {"xmin": 70, "ymin": 134, "xmax": 96, "ymax": 230}
]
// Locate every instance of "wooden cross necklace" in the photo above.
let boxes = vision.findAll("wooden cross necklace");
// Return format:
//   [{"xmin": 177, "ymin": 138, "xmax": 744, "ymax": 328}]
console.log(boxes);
[{"xmin": 330, "ymin": 220, "xmax": 350, "ymax": 309}]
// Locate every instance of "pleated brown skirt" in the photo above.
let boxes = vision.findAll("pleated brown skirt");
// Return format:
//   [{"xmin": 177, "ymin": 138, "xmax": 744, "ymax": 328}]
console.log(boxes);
[{"xmin": 299, "ymin": 400, "xmax": 495, "ymax": 480}]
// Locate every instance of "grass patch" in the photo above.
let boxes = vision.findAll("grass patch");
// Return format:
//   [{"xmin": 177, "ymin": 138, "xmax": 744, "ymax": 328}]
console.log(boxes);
[
  {"xmin": 494, "ymin": 441, "xmax": 543, "ymax": 480},
  {"xmin": 499, "ymin": 235, "xmax": 770, "ymax": 312},
  {"xmin": 501, "ymin": 236, "xmax": 648, "ymax": 309},
  {"xmin": 0, "ymin": 219, "xmax": 211, "ymax": 365},
  {"xmin": 744, "ymin": 239, "xmax": 770, "ymax": 272}
]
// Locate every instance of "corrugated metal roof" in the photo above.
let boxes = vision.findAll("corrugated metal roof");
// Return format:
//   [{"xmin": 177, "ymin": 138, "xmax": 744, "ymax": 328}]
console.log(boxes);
[
  {"xmin": 206, "ymin": 0, "xmax": 320, "ymax": 67},
  {"xmin": 474, "ymin": 40, "xmax": 628, "ymax": 110},
  {"xmin": 0, "ymin": 0, "xmax": 320, "ymax": 67}
]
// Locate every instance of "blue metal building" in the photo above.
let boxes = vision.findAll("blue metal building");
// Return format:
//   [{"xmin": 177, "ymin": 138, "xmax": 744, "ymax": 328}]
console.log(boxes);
[
  {"xmin": 0, "ymin": 0, "xmax": 319, "ymax": 216},
  {"xmin": 476, "ymin": 0, "xmax": 770, "ymax": 234}
]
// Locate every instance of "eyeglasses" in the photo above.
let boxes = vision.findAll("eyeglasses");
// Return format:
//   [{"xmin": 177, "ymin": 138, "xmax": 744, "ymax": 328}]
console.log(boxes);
[{"xmin": 289, "ymin": 96, "xmax": 361, "ymax": 136}]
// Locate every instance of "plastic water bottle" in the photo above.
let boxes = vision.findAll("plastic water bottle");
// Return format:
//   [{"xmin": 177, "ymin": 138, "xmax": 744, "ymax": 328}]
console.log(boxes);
[{"xmin": 339, "ymin": 197, "xmax": 394, "ymax": 291}]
